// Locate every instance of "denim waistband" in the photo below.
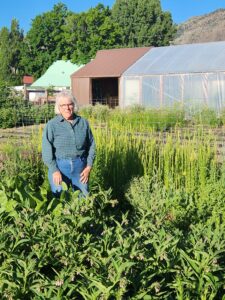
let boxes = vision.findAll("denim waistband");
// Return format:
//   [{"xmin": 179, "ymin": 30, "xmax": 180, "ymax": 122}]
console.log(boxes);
[{"xmin": 56, "ymin": 154, "xmax": 86, "ymax": 160}]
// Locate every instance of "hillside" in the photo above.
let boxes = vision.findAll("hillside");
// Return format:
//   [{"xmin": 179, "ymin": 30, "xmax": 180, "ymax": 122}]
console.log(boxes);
[{"xmin": 173, "ymin": 8, "xmax": 225, "ymax": 45}]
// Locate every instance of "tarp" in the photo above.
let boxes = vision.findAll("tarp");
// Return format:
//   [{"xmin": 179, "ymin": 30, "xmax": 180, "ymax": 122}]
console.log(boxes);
[
  {"xmin": 124, "ymin": 41, "xmax": 225, "ymax": 75},
  {"xmin": 121, "ymin": 41, "xmax": 225, "ymax": 112}
]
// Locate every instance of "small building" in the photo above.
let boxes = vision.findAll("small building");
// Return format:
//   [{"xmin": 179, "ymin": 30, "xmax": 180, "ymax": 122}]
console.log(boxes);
[
  {"xmin": 28, "ymin": 60, "xmax": 83, "ymax": 103},
  {"xmin": 23, "ymin": 75, "xmax": 34, "ymax": 85},
  {"xmin": 71, "ymin": 47, "xmax": 151, "ymax": 108},
  {"xmin": 13, "ymin": 76, "xmax": 34, "ymax": 99},
  {"xmin": 121, "ymin": 41, "xmax": 225, "ymax": 113}
]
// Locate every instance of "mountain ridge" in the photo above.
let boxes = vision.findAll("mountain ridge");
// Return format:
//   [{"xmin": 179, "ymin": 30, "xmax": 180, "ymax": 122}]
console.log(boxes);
[{"xmin": 172, "ymin": 8, "xmax": 225, "ymax": 45}]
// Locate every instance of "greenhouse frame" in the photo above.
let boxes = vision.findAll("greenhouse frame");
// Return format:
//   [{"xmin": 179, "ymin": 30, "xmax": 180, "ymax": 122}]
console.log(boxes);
[{"xmin": 121, "ymin": 41, "xmax": 225, "ymax": 113}]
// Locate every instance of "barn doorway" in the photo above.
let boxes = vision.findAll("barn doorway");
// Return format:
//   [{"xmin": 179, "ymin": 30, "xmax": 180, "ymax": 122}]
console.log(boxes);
[{"xmin": 92, "ymin": 77, "xmax": 118, "ymax": 108}]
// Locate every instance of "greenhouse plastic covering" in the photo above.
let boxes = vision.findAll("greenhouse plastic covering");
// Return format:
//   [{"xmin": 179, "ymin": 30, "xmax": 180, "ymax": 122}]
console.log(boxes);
[{"xmin": 121, "ymin": 41, "xmax": 225, "ymax": 113}]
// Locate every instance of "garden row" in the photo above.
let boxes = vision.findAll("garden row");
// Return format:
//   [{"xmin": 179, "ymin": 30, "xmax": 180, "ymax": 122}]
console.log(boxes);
[
  {"xmin": 0, "ymin": 123, "xmax": 225, "ymax": 298},
  {"xmin": 2, "ymin": 80, "xmax": 225, "ymax": 130}
]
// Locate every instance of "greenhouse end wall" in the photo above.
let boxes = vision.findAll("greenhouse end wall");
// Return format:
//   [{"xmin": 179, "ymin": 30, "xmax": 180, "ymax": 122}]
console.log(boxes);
[{"xmin": 121, "ymin": 72, "xmax": 225, "ymax": 114}]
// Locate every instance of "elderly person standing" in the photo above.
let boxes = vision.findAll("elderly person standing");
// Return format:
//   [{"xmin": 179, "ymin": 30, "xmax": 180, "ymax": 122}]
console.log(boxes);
[{"xmin": 42, "ymin": 90, "xmax": 96, "ymax": 197}]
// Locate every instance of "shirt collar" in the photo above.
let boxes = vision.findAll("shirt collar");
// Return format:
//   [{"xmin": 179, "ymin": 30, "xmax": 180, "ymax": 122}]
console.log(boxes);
[{"xmin": 56, "ymin": 113, "xmax": 80, "ymax": 125}]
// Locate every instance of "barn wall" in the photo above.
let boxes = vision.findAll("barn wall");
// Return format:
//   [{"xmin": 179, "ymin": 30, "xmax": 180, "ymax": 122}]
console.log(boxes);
[{"xmin": 71, "ymin": 77, "xmax": 91, "ymax": 107}]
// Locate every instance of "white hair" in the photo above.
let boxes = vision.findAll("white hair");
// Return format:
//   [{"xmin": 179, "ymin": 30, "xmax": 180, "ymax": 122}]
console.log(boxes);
[{"xmin": 54, "ymin": 90, "xmax": 78, "ymax": 114}]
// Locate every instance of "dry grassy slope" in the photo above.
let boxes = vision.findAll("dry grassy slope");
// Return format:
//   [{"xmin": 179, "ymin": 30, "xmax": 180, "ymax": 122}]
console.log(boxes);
[{"xmin": 173, "ymin": 8, "xmax": 225, "ymax": 45}]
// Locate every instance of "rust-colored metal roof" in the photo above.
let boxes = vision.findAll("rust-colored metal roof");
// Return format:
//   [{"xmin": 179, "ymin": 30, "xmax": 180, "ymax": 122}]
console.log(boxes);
[
  {"xmin": 23, "ymin": 75, "xmax": 34, "ymax": 84},
  {"xmin": 71, "ymin": 47, "xmax": 152, "ymax": 78}
]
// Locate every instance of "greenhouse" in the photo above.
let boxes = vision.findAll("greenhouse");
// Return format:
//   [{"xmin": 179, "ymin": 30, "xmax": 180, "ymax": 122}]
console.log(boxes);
[{"xmin": 121, "ymin": 41, "xmax": 225, "ymax": 113}]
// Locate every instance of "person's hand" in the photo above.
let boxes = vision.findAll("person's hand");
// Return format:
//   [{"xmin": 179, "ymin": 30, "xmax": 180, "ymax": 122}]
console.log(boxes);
[
  {"xmin": 53, "ymin": 171, "xmax": 62, "ymax": 186},
  {"xmin": 80, "ymin": 166, "xmax": 91, "ymax": 184}
]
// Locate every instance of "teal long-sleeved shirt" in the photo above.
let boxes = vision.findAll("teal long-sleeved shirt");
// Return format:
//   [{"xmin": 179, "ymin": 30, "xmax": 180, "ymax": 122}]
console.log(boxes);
[{"xmin": 42, "ymin": 114, "xmax": 96, "ymax": 174}]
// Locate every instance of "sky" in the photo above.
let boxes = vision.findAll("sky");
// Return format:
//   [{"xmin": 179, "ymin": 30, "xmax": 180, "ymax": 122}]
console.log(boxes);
[{"xmin": 0, "ymin": 0, "xmax": 225, "ymax": 32}]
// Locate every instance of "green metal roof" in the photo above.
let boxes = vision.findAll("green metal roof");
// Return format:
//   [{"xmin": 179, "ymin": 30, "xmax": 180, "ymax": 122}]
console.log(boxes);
[{"xmin": 31, "ymin": 60, "xmax": 83, "ymax": 88}]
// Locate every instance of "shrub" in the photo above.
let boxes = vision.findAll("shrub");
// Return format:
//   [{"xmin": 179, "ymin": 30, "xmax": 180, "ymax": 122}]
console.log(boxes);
[
  {"xmin": 79, "ymin": 104, "xmax": 94, "ymax": 119},
  {"xmin": 92, "ymin": 103, "xmax": 111, "ymax": 122},
  {"xmin": 0, "ymin": 108, "xmax": 17, "ymax": 128},
  {"xmin": 192, "ymin": 107, "xmax": 221, "ymax": 127}
]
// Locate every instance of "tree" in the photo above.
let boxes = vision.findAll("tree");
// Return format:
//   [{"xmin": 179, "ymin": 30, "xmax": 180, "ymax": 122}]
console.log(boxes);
[
  {"xmin": 0, "ymin": 27, "xmax": 11, "ymax": 83},
  {"xmin": 22, "ymin": 3, "xmax": 69, "ymax": 79},
  {"xmin": 9, "ymin": 20, "xmax": 25, "ymax": 84},
  {"xmin": 0, "ymin": 20, "xmax": 24, "ymax": 85},
  {"xmin": 63, "ymin": 4, "xmax": 122, "ymax": 64},
  {"xmin": 111, "ymin": 0, "xmax": 176, "ymax": 47}
]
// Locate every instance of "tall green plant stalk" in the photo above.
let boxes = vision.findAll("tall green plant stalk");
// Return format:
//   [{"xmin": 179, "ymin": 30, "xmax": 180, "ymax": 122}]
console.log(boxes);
[{"xmin": 91, "ymin": 126, "xmax": 219, "ymax": 199}]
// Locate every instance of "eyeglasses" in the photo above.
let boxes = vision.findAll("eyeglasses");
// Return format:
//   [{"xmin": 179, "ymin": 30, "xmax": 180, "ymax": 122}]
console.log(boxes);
[{"xmin": 60, "ymin": 103, "xmax": 74, "ymax": 108}]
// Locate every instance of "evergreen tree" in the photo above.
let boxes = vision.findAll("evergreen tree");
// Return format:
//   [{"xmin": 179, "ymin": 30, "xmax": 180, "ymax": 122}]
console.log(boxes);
[
  {"xmin": 0, "ymin": 27, "xmax": 11, "ymax": 83},
  {"xmin": 0, "ymin": 20, "xmax": 24, "ymax": 85},
  {"xmin": 9, "ymin": 20, "xmax": 25, "ymax": 84}
]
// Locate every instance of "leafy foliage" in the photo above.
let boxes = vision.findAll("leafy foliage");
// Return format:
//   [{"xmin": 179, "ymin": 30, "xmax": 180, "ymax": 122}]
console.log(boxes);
[
  {"xmin": 22, "ymin": 3, "xmax": 70, "ymax": 79},
  {"xmin": 22, "ymin": 3, "xmax": 68, "ymax": 78},
  {"xmin": 0, "ymin": 168, "xmax": 225, "ymax": 298},
  {"xmin": 0, "ymin": 83, "xmax": 54, "ymax": 128},
  {"xmin": 0, "ymin": 82, "xmax": 23, "ymax": 128},
  {"xmin": 0, "ymin": 1, "xmax": 177, "ymax": 83},
  {"xmin": 0, "ymin": 115, "xmax": 225, "ymax": 297},
  {"xmin": 111, "ymin": 0, "xmax": 177, "ymax": 47},
  {"xmin": 63, "ymin": 4, "xmax": 122, "ymax": 64}
]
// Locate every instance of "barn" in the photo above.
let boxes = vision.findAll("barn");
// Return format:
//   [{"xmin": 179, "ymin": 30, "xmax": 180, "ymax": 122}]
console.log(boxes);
[{"xmin": 71, "ymin": 47, "xmax": 151, "ymax": 108}]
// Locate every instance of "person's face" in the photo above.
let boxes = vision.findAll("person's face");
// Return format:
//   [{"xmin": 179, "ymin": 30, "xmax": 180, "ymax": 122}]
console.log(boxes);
[{"xmin": 59, "ymin": 96, "xmax": 74, "ymax": 120}]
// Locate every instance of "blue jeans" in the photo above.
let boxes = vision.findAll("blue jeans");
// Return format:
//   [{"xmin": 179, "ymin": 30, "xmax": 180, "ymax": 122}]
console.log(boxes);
[{"xmin": 48, "ymin": 157, "xmax": 88, "ymax": 197}]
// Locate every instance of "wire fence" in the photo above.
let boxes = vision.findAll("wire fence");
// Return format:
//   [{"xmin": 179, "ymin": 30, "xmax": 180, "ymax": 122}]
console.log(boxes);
[
  {"xmin": 1, "ymin": 100, "xmax": 225, "ymax": 163},
  {"xmin": 0, "ymin": 98, "xmax": 225, "ymax": 130},
  {"xmin": 0, "ymin": 102, "xmax": 55, "ymax": 129},
  {"xmin": 92, "ymin": 97, "xmax": 119, "ymax": 108}
]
